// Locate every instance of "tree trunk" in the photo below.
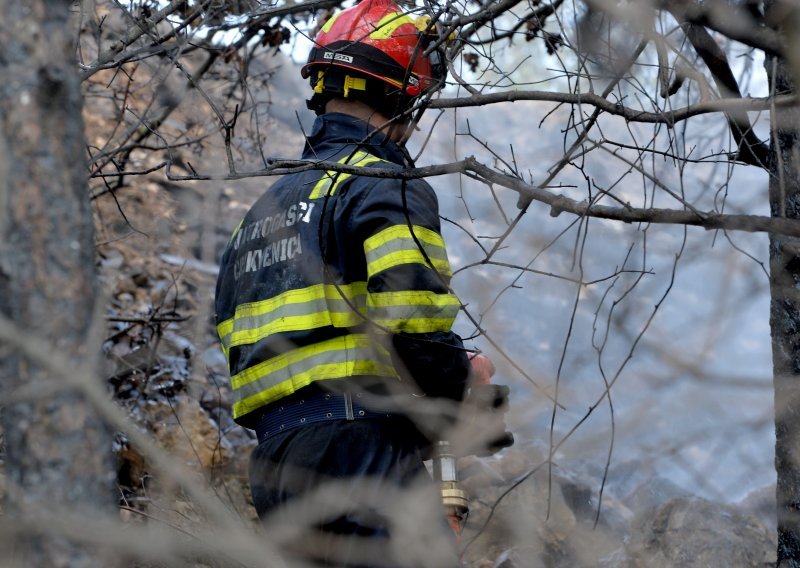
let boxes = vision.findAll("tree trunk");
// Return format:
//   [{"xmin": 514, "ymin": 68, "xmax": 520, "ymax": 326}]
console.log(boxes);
[
  {"xmin": 0, "ymin": 1, "xmax": 113, "ymax": 565},
  {"xmin": 767, "ymin": 47, "xmax": 800, "ymax": 566}
]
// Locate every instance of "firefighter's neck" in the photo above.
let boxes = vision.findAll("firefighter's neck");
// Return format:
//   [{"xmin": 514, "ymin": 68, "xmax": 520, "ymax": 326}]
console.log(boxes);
[{"xmin": 326, "ymin": 98, "xmax": 411, "ymax": 144}]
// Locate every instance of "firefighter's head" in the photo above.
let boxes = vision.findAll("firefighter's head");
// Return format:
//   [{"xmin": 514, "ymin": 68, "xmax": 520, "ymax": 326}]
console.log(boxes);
[{"xmin": 302, "ymin": 0, "xmax": 448, "ymax": 125}]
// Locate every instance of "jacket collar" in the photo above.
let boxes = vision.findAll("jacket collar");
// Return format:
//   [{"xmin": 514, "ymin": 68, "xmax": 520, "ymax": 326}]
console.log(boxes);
[{"xmin": 302, "ymin": 112, "xmax": 407, "ymax": 165}]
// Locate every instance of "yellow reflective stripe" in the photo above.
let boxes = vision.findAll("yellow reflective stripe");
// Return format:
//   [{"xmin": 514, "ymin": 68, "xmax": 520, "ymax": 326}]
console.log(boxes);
[
  {"xmin": 367, "ymin": 290, "xmax": 460, "ymax": 332},
  {"xmin": 367, "ymin": 289, "xmax": 460, "ymax": 309},
  {"xmin": 217, "ymin": 318, "xmax": 234, "ymax": 362},
  {"xmin": 233, "ymin": 360, "xmax": 396, "ymax": 419},
  {"xmin": 371, "ymin": 317, "xmax": 456, "ymax": 333},
  {"xmin": 232, "ymin": 334, "xmax": 381, "ymax": 388},
  {"xmin": 369, "ymin": 251, "xmax": 451, "ymax": 278},
  {"xmin": 228, "ymin": 218, "xmax": 244, "ymax": 244},
  {"xmin": 320, "ymin": 11, "xmax": 342, "ymax": 34},
  {"xmin": 364, "ymin": 225, "xmax": 445, "ymax": 252},
  {"xmin": 216, "ymin": 282, "xmax": 368, "ymax": 352},
  {"xmin": 233, "ymin": 282, "xmax": 365, "ymax": 319},
  {"xmin": 364, "ymin": 225, "xmax": 452, "ymax": 278},
  {"xmin": 310, "ymin": 171, "xmax": 341, "ymax": 201},
  {"xmin": 218, "ymin": 318, "xmax": 234, "ymax": 349},
  {"xmin": 231, "ymin": 334, "xmax": 398, "ymax": 418},
  {"xmin": 369, "ymin": 12, "xmax": 416, "ymax": 40},
  {"xmin": 309, "ymin": 151, "xmax": 387, "ymax": 200},
  {"xmin": 231, "ymin": 311, "xmax": 364, "ymax": 347}
]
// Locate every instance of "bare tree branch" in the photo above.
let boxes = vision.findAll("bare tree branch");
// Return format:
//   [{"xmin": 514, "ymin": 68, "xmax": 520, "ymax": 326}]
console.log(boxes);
[{"xmin": 430, "ymin": 90, "xmax": 795, "ymax": 125}]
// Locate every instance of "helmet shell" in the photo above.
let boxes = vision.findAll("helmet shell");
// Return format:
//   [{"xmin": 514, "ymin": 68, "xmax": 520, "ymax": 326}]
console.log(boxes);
[{"xmin": 302, "ymin": 0, "xmax": 443, "ymax": 96}]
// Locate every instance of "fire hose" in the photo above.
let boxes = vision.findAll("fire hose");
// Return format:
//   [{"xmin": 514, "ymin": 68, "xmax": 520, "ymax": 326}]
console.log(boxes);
[
  {"xmin": 432, "ymin": 439, "xmax": 470, "ymax": 538},
  {"xmin": 431, "ymin": 354, "xmax": 513, "ymax": 540}
]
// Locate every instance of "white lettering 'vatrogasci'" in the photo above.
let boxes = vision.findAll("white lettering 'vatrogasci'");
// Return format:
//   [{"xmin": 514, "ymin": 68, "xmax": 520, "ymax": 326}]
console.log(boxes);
[{"xmin": 231, "ymin": 200, "xmax": 314, "ymax": 280}]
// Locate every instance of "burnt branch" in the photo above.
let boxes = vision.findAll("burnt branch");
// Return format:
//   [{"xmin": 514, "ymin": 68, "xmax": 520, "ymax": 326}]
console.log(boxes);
[
  {"xmin": 158, "ymin": 156, "xmax": 800, "ymax": 237},
  {"xmin": 429, "ymin": 90, "xmax": 794, "ymax": 126},
  {"xmin": 670, "ymin": 17, "xmax": 769, "ymax": 166}
]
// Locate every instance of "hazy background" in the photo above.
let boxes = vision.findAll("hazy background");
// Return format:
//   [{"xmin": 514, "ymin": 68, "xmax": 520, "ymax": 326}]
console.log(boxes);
[{"xmin": 232, "ymin": 40, "xmax": 776, "ymax": 505}]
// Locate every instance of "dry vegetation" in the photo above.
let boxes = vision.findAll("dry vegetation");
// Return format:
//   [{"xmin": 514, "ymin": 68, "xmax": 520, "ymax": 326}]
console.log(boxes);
[{"xmin": 4, "ymin": 0, "xmax": 800, "ymax": 565}]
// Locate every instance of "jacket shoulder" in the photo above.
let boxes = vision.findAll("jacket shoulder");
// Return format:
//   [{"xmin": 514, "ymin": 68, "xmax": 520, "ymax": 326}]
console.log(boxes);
[{"xmin": 345, "ymin": 168, "xmax": 438, "ymax": 206}]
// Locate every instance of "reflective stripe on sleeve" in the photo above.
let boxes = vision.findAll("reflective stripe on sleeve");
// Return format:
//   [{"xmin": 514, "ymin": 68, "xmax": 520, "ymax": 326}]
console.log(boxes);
[
  {"xmin": 367, "ymin": 289, "xmax": 460, "ymax": 332},
  {"xmin": 364, "ymin": 225, "xmax": 452, "ymax": 279},
  {"xmin": 309, "ymin": 151, "xmax": 387, "ymax": 200},
  {"xmin": 231, "ymin": 333, "xmax": 398, "ymax": 418},
  {"xmin": 216, "ymin": 282, "xmax": 368, "ymax": 355}
]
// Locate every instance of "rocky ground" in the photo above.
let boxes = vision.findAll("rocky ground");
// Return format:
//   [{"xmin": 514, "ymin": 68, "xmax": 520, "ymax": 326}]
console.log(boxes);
[{"xmin": 458, "ymin": 449, "xmax": 776, "ymax": 566}]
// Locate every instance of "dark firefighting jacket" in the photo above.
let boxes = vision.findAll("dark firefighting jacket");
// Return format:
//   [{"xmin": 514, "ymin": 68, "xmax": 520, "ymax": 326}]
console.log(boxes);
[{"xmin": 214, "ymin": 112, "xmax": 470, "ymax": 427}]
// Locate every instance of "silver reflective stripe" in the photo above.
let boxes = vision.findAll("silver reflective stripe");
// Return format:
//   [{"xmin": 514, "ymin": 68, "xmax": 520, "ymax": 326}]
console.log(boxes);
[
  {"xmin": 365, "ymin": 237, "xmax": 451, "ymax": 279},
  {"xmin": 367, "ymin": 237, "xmax": 448, "ymax": 265},
  {"xmin": 217, "ymin": 283, "xmax": 369, "ymax": 352},
  {"xmin": 234, "ymin": 342, "xmax": 393, "ymax": 403},
  {"xmin": 368, "ymin": 302, "xmax": 460, "ymax": 323},
  {"xmin": 223, "ymin": 293, "xmax": 367, "ymax": 350}
]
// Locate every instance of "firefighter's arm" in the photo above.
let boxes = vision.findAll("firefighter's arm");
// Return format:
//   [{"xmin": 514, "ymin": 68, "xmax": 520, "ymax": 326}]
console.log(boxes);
[
  {"xmin": 348, "ymin": 176, "xmax": 512, "ymax": 455},
  {"xmin": 349, "ymin": 177, "xmax": 471, "ymax": 400}
]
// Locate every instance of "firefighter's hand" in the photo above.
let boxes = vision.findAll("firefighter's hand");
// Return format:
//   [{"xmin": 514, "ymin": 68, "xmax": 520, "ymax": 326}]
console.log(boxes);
[
  {"xmin": 468, "ymin": 353, "xmax": 495, "ymax": 385},
  {"xmin": 455, "ymin": 354, "xmax": 514, "ymax": 457},
  {"xmin": 462, "ymin": 383, "xmax": 514, "ymax": 456},
  {"xmin": 409, "ymin": 354, "xmax": 513, "ymax": 456}
]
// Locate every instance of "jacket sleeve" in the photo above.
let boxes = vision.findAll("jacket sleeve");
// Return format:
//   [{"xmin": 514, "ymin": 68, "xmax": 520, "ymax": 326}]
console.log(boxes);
[{"xmin": 343, "ymin": 176, "xmax": 471, "ymax": 401}]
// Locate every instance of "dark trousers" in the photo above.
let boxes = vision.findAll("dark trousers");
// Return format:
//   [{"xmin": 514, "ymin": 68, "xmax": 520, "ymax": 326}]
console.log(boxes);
[{"xmin": 249, "ymin": 419, "xmax": 459, "ymax": 568}]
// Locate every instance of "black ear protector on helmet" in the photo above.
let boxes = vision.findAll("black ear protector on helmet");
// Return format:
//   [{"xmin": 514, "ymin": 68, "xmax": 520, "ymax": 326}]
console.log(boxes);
[{"xmin": 306, "ymin": 66, "xmax": 418, "ymax": 119}]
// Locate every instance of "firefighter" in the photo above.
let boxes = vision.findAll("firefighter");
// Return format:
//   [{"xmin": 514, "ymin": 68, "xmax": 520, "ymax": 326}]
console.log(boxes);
[{"xmin": 214, "ymin": 1, "xmax": 511, "ymax": 565}]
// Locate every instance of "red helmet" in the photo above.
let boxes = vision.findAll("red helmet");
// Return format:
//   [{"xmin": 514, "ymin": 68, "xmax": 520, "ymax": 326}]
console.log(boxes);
[{"xmin": 302, "ymin": 0, "xmax": 446, "ymax": 98}]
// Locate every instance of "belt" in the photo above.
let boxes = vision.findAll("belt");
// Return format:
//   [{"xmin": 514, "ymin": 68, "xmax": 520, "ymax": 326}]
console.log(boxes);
[{"xmin": 254, "ymin": 391, "xmax": 393, "ymax": 443}]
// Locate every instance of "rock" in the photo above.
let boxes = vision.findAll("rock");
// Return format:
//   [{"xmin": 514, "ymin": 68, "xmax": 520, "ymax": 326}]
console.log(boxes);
[
  {"xmin": 459, "ymin": 455, "xmax": 506, "ymax": 495},
  {"xmin": 480, "ymin": 545, "xmax": 551, "ymax": 568},
  {"xmin": 116, "ymin": 436, "xmax": 147, "ymax": 489},
  {"xmin": 110, "ymin": 346, "xmax": 162, "ymax": 382},
  {"xmin": 119, "ymin": 507, "xmax": 132, "ymax": 522},
  {"xmin": 100, "ymin": 248, "xmax": 125, "ymax": 269},
  {"xmin": 553, "ymin": 473, "xmax": 633, "ymax": 536},
  {"xmin": 149, "ymin": 278, "xmax": 177, "ymax": 305},
  {"xmin": 597, "ymin": 546, "xmax": 632, "ymax": 567},
  {"xmin": 627, "ymin": 497, "xmax": 773, "ymax": 568},
  {"xmin": 201, "ymin": 345, "xmax": 228, "ymax": 375},
  {"xmin": 160, "ymin": 253, "xmax": 220, "ymax": 276},
  {"xmin": 131, "ymin": 269, "xmax": 150, "ymax": 287},
  {"xmin": 116, "ymin": 291, "xmax": 134, "ymax": 306},
  {"xmin": 591, "ymin": 494, "xmax": 635, "ymax": 536},
  {"xmin": 622, "ymin": 474, "xmax": 689, "ymax": 514},
  {"xmin": 148, "ymin": 396, "xmax": 233, "ymax": 470},
  {"xmin": 737, "ymin": 484, "xmax": 778, "ymax": 536},
  {"xmin": 461, "ymin": 466, "xmax": 578, "ymax": 566},
  {"xmin": 594, "ymin": 459, "xmax": 657, "ymax": 502},
  {"xmin": 498, "ymin": 448, "xmax": 533, "ymax": 481},
  {"xmin": 558, "ymin": 477, "xmax": 594, "ymax": 519},
  {"xmin": 218, "ymin": 428, "xmax": 257, "ymax": 477},
  {"xmin": 200, "ymin": 384, "xmax": 233, "ymax": 413},
  {"xmin": 206, "ymin": 404, "xmax": 237, "ymax": 432}
]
